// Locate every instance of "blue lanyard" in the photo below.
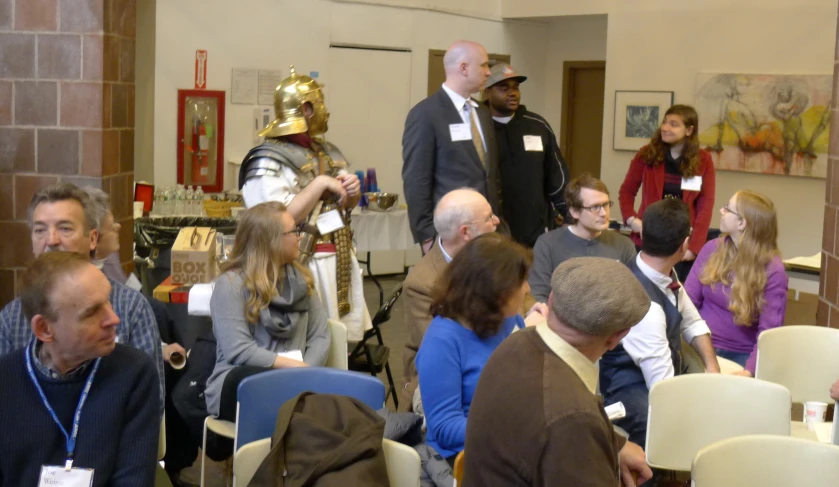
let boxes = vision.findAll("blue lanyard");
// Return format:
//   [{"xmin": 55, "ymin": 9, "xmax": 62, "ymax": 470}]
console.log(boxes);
[{"xmin": 25, "ymin": 340, "xmax": 101, "ymax": 471}]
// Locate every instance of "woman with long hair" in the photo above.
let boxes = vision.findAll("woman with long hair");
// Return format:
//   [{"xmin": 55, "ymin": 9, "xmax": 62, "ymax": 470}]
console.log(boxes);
[
  {"xmin": 205, "ymin": 201, "xmax": 331, "ymax": 419},
  {"xmin": 415, "ymin": 232, "xmax": 533, "ymax": 465},
  {"xmin": 619, "ymin": 104, "xmax": 716, "ymax": 280},
  {"xmin": 684, "ymin": 190, "xmax": 788, "ymax": 377}
]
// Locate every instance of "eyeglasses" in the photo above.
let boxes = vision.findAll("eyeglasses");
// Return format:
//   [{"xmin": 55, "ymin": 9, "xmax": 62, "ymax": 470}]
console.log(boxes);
[
  {"xmin": 283, "ymin": 224, "xmax": 305, "ymax": 237},
  {"xmin": 722, "ymin": 204, "xmax": 741, "ymax": 217},
  {"xmin": 579, "ymin": 201, "xmax": 614, "ymax": 213}
]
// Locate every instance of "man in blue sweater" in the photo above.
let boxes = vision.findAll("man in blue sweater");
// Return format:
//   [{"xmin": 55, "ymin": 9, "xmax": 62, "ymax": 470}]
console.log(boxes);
[{"xmin": 0, "ymin": 252, "xmax": 159, "ymax": 487}]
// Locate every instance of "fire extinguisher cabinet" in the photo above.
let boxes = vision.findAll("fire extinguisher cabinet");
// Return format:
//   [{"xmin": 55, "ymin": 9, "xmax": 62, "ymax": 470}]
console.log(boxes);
[{"xmin": 177, "ymin": 89, "xmax": 226, "ymax": 193}]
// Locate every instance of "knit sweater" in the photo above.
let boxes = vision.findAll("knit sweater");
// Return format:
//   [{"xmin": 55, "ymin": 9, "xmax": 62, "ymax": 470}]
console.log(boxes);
[
  {"xmin": 0, "ymin": 344, "xmax": 159, "ymax": 487},
  {"xmin": 684, "ymin": 237, "xmax": 788, "ymax": 374},
  {"xmin": 416, "ymin": 315, "xmax": 522, "ymax": 458}
]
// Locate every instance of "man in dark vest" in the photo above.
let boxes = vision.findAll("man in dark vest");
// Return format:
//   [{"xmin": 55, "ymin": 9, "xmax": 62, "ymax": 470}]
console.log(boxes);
[{"xmin": 599, "ymin": 198, "xmax": 720, "ymax": 448}]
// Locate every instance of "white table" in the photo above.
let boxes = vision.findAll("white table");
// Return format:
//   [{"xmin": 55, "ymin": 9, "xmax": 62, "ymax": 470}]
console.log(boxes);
[{"xmin": 349, "ymin": 208, "xmax": 414, "ymax": 306}]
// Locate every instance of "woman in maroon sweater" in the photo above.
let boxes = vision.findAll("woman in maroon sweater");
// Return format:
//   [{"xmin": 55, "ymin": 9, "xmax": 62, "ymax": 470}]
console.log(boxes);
[{"xmin": 619, "ymin": 104, "xmax": 716, "ymax": 280}]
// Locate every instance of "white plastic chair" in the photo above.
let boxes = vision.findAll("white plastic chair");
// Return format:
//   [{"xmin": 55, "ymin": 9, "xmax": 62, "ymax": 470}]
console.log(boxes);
[
  {"xmin": 200, "ymin": 416, "xmax": 235, "ymax": 487},
  {"xmin": 232, "ymin": 438, "xmax": 421, "ymax": 487},
  {"xmin": 755, "ymin": 325, "xmax": 839, "ymax": 441},
  {"xmin": 326, "ymin": 318, "xmax": 348, "ymax": 370},
  {"xmin": 646, "ymin": 374, "xmax": 791, "ymax": 472},
  {"xmin": 692, "ymin": 434, "xmax": 839, "ymax": 486},
  {"xmin": 158, "ymin": 416, "xmax": 166, "ymax": 461}
]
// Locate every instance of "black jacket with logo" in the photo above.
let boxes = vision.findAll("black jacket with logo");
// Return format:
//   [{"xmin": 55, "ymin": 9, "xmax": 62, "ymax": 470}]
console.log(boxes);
[{"xmin": 490, "ymin": 104, "xmax": 569, "ymax": 247}]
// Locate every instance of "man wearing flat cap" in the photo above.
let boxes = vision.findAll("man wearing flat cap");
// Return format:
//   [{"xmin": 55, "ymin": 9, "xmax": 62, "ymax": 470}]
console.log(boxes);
[
  {"xmin": 483, "ymin": 63, "xmax": 570, "ymax": 247},
  {"xmin": 463, "ymin": 257, "xmax": 653, "ymax": 487}
]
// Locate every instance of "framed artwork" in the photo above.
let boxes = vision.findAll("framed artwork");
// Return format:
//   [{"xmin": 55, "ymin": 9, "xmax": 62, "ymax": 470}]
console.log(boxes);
[
  {"xmin": 696, "ymin": 73, "xmax": 831, "ymax": 178},
  {"xmin": 613, "ymin": 91, "xmax": 674, "ymax": 151}
]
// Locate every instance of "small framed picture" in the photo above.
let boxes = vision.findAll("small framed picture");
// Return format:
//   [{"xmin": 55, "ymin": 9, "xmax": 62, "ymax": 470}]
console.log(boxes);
[{"xmin": 613, "ymin": 91, "xmax": 675, "ymax": 151}]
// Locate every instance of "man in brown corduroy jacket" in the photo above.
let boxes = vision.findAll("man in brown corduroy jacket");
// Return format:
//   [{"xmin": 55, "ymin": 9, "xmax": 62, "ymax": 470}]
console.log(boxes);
[{"xmin": 463, "ymin": 257, "xmax": 654, "ymax": 486}]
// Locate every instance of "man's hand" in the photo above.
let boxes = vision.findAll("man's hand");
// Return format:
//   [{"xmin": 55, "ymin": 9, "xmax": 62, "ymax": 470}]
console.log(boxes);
[
  {"xmin": 630, "ymin": 218, "xmax": 643, "ymax": 236},
  {"xmin": 831, "ymin": 379, "xmax": 839, "ymax": 401},
  {"xmin": 524, "ymin": 302, "xmax": 549, "ymax": 327},
  {"xmin": 163, "ymin": 343, "xmax": 186, "ymax": 364},
  {"xmin": 315, "ymin": 175, "xmax": 348, "ymax": 205},
  {"xmin": 732, "ymin": 369, "xmax": 753, "ymax": 377},
  {"xmin": 683, "ymin": 250, "xmax": 697, "ymax": 262},
  {"xmin": 336, "ymin": 173, "xmax": 361, "ymax": 197},
  {"xmin": 619, "ymin": 441, "xmax": 652, "ymax": 486}
]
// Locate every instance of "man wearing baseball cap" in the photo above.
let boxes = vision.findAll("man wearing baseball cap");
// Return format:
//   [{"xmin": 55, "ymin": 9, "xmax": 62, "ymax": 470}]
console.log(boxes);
[{"xmin": 483, "ymin": 63, "xmax": 570, "ymax": 247}]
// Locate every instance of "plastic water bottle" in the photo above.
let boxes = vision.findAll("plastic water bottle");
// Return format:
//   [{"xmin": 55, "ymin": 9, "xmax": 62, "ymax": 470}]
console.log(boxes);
[
  {"xmin": 152, "ymin": 187, "xmax": 163, "ymax": 217},
  {"xmin": 186, "ymin": 185, "xmax": 195, "ymax": 215},
  {"xmin": 175, "ymin": 185, "xmax": 186, "ymax": 216},
  {"xmin": 195, "ymin": 186, "xmax": 205, "ymax": 217},
  {"xmin": 161, "ymin": 187, "xmax": 171, "ymax": 216}
]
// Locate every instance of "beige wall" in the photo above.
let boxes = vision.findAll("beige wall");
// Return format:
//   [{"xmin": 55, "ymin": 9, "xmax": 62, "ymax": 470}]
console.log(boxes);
[
  {"xmin": 143, "ymin": 0, "xmax": 548, "ymax": 190},
  {"xmin": 541, "ymin": 15, "xmax": 607, "ymax": 134},
  {"xmin": 332, "ymin": 0, "xmax": 502, "ymax": 20},
  {"xmin": 600, "ymin": 2, "xmax": 835, "ymax": 258}
]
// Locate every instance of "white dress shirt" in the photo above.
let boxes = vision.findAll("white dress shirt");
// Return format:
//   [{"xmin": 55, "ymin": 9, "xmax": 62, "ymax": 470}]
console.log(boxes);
[
  {"xmin": 440, "ymin": 83, "xmax": 487, "ymax": 151},
  {"xmin": 621, "ymin": 253, "xmax": 711, "ymax": 390}
]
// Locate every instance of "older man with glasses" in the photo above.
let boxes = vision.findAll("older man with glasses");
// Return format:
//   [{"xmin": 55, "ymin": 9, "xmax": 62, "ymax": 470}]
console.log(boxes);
[{"xmin": 528, "ymin": 174, "xmax": 636, "ymax": 302}]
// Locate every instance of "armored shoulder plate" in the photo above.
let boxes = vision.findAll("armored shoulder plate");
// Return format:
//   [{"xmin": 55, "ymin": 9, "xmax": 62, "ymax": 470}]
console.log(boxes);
[
  {"xmin": 238, "ymin": 140, "xmax": 317, "ymax": 190},
  {"xmin": 319, "ymin": 140, "xmax": 350, "ymax": 171}
]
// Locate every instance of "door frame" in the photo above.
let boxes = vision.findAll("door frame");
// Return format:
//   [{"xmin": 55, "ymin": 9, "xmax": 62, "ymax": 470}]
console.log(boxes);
[{"xmin": 559, "ymin": 60, "xmax": 606, "ymax": 167}]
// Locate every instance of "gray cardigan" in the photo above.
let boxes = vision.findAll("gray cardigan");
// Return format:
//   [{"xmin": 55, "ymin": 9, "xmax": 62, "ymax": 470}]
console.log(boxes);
[{"xmin": 205, "ymin": 269, "xmax": 331, "ymax": 416}]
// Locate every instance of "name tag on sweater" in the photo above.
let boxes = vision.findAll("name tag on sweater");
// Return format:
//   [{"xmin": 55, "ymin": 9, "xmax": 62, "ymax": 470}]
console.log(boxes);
[
  {"xmin": 523, "ymin": 135, "xmax": 543, "ymax": 151},
  {"xmin": 449, "ymin": 123, "xmax": 472, "ymax": 142},
  {"xmin": 39, "ymin": 466, "xmax": 94, "ymax": 487},
  {"xmin": 681, "ymin": 176, "xmax": 702, "ymax": 191}
]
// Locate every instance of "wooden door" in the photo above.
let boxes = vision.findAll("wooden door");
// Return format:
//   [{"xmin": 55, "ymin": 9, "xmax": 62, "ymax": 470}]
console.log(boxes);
[
  {"xmin": 560, "ymin": 61, "xmax": 606, "ymax": 178},
  {"xmin": 427, "ymin": 50, "xmax": 511, "ymax": 98}
]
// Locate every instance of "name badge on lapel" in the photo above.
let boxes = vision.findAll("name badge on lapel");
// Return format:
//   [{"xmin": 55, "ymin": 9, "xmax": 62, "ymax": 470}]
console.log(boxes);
[
  {"xmin": 39, "ymin": 465, "xmax": 94, "ymax": 487},
  {"xmin": 681, "ymin": 176, "xmax": 702, "ymax": 192},
  {"xmin": 449, "ymin": 123, "xmax": 472, "ymax": 142},
  {"xmin": 523, "ymin": 135, "xmax": 544, "ymax": 152}
]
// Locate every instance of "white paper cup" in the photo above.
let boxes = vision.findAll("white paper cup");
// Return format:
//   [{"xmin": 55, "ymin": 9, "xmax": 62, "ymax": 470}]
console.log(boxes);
[
  {"xmin": 169, "ymin": 351, "xmax": 186, "ymax": 370},
  {"xmin": 133, "ymin": 201, "xmax": 145, "ymax": 219},
  {"xmin": 804, "ymin": 401, "xmax": 828, "ymax": 430}
]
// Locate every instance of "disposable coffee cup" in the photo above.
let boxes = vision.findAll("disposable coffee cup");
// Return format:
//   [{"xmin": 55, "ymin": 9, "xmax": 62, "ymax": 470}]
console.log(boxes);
[
  {"xmin": 804, "ymin": 401, "xmax": 828, "ymax": 430},
  {"xmin": 133, "ymin": 201, "xmax": 145, "ymax": 219},
  {"xmin": 169, "ymin": 351, "xmax": 186, "ymax": 370}
]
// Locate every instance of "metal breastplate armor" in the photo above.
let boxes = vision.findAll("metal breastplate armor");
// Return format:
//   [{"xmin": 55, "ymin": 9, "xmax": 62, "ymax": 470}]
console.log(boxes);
[{"xmin": 239, "ymin": 138, "xmax": 354, "ymax": 316}]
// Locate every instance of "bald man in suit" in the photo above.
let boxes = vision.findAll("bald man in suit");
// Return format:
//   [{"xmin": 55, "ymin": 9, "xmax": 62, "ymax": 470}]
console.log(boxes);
[{"xmin": 402, "ymin": 40, "xmax": 502, "ymax": 254}]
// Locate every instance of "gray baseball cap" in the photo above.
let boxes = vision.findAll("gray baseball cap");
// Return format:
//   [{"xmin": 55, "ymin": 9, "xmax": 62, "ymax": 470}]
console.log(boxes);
[{"xmin": 485, "ymin": 63, "xmax": 527, "ymax": 89}]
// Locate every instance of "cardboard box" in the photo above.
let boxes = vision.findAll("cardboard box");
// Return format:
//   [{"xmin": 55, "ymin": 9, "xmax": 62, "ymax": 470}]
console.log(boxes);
[{"xmin": 171, "ymin": 227, "xmax": 217, "ymax": 285}]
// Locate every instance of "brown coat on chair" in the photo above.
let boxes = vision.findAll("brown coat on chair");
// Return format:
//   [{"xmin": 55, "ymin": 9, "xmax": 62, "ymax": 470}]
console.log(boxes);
[{"xmin": 248, "ymin": 392, "xmax": 389, "ymax": 487}]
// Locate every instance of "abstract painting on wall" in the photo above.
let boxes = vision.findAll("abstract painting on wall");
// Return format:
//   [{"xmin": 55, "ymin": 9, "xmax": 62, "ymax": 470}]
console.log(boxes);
[
  {"xmin": 614, "ymin": 91, "xmax": 674, "ymax": 151},
  {"xmin": 696, "ymin": 73, "xmax": 831, "ymax": 178}
]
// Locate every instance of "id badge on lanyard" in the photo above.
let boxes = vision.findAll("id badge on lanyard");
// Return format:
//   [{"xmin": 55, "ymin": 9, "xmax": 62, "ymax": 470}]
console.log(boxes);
[{"xmin": 26, "ymin": 340, "xmax": 101, "ymax": 485}]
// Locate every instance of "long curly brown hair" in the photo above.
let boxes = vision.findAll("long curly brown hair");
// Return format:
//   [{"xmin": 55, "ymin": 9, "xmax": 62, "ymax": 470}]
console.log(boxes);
[
  {"xmin": 430, "ymin": 233, "xmax": 531, "ymax": 338},
  {"xmin": 638, "ymin": 104, "xmax": 702, "ymax": 178}
]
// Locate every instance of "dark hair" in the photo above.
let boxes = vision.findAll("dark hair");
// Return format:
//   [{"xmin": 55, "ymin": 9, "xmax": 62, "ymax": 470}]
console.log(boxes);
[
  {"xmin": 430, "ymin": 233, "xmax": 531, "ymax": 338},
  {"xmin": 564, "ymin": 174, "xmax": 610, "ymax": 223},
  {"xmin": 641, "ymin": 199, "xmax": 692, "ymax": 257},
  {"xmin": 638, "ymin": 104, "xmax": 701, "ymax": 179},
  {"xmin": 20, "ymin": 251, "xmax": 91, "ymax": 322},
  {"xmin": 27, "ymin": 183, "xmax": 98, "ymax": 233}
]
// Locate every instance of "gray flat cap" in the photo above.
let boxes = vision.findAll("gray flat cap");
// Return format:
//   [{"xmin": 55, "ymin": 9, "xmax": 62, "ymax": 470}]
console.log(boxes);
[{"xmin": 550, "ymin": 257, "xmax": 650, "ymax": 336}]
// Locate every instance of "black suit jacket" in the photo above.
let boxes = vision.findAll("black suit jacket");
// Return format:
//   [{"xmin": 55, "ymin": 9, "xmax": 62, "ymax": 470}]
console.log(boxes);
[{"xmin": 401, "ymin": 88, "xmax": 501, "ymax": 243}]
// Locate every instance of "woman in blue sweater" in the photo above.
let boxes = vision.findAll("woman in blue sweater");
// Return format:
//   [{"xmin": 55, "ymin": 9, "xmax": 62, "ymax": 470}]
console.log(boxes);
[{"xmin": 416, "ymin": 232, "xmax": 533, "ymax": 464}]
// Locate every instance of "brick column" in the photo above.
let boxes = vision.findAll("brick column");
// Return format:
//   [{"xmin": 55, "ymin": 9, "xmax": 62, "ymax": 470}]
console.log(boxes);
[{"xmin": 0, "ymin": 0, "xmax": 136, "ymax": 307}]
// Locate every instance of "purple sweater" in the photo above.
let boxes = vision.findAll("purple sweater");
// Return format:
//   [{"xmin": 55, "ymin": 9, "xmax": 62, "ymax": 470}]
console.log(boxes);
[{"xmin": 685, "ymin": 237, "xmax": 788, "ymax": 374}]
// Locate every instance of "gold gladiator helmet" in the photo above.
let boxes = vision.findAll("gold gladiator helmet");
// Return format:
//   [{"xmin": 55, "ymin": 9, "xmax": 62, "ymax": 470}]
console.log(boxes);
[{"xmin": 259, "ymin": 65, "xmax": 329, "ymax": 138}]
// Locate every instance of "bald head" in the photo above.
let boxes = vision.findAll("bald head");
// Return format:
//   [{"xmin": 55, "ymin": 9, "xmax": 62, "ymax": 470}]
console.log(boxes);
[
  {"xmin": 442, "ymin": 41, "xmax": 490, "ymax": 97},
  {"xmin": 433, "ymin": 188, "xmax": 497, "ymax": 254}
]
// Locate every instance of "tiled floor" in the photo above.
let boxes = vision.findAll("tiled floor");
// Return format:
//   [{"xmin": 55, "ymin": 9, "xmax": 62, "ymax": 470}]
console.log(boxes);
[{"xmin": 178, "ymin": 275, "xmax": 409, "ymax": 487}]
